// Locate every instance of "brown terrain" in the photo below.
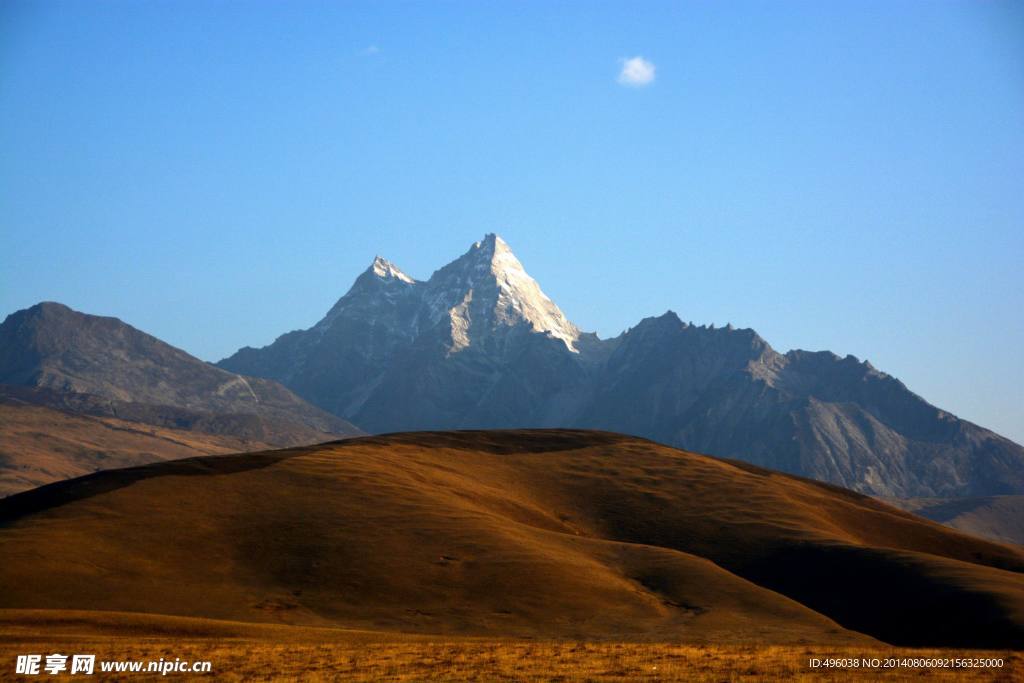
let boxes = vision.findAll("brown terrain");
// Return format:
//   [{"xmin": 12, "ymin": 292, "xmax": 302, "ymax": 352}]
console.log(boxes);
[
  {"xmin": 0, "ymin": 384, "xmax": 358, "ymax": 449},
  {"xmin": 0, "ymin": 611, "xmax": 1019, "ymax": 682},
  {"xmin": 0, "ymin": 402, "xmax": 276, "ymax": 497},
  {"xmin": 1, "ymin": 430, "xmax": 1021, "ymax": 656}
]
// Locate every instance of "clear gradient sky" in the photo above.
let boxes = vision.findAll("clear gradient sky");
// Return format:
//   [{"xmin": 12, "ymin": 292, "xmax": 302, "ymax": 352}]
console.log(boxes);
[{"xmin": 2, "ymin": 1, "xmax": 1022, "ymax": 442}]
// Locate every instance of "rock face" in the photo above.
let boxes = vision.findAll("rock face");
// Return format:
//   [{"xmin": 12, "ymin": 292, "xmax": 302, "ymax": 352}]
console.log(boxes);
[
  {"xmin": 218, "ymin": 234, "xmax": 1024, "ymax": 499},
  {"xmin": 0, "ymin": 302, "xmax": 361, "ymax": 445},
  {"xmin": 575, "ymin": 314, "xmax": 1024, "ymax": 498}
]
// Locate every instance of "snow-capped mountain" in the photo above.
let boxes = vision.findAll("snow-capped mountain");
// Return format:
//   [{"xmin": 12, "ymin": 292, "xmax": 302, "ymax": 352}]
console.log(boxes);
[
  {"xmin": 418, "ymin": 234, "xmax": 580, "ymax": 353},
  {"xmin": 218, "ymin": 234, "xmax": 1024, "ymax": 499},
  {"xmin": 314, "ymin": 234, "xmax": 579, "ymax": 354},
  {"xmin": 223, "ymin": 234, "xmax": 585, "ymax": 419}
]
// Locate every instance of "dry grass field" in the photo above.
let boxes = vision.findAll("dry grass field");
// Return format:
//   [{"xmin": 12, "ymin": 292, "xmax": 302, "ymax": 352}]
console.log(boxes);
[
  {"xmin": 0, "ymin": 613, "xmax": 1018, "ymax": 681},
  {"xmin": 1, "ymin": 636, "xmax": 1019, "ymax": 682},
  {"xmin": 159, "ymin": 641, "xmax": 1020, "ymax": 682}
]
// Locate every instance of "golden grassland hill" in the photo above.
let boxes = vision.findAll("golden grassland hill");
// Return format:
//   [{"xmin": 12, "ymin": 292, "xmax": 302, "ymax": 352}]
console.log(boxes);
[{"xmin": 1, "ymin": 430, "xmax": 1022, "ymax": 650}]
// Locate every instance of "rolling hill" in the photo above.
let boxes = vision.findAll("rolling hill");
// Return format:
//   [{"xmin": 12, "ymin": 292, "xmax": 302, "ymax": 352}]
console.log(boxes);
[{"xmin": 1, "ymin": 430, "xmax": 1021, "ymax": 648}]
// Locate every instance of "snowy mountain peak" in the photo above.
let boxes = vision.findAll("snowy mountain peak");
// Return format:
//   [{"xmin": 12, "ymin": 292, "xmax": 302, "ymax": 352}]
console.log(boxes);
[
  {"xmin": 427, "ymin": 234, "xmax": 580, "ymax": 352},
  {"xmin": 474, "ymin": 231, "xmax": 508, "ymax": 252},
  {"xmin": 467, "ymin": 233, "xmax": 521, "ymax": 272},
  {"xmin": 316, "ymin": 256, "xmax": 417, "ymax": 330},
  {"xmin": 369, "ymin": 256, "xmax": 416, "ymax": 284},
  {"xmin": 310, "ymin": 235, "xmax": 579, "ymax": 352}
]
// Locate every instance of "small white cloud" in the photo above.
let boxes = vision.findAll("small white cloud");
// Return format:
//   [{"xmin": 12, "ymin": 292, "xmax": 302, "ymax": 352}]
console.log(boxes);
[
  {"xmin": 359, "ymin": 45, "xmax": 380, "ymax": 56},
  {"xmin": 617, "ymin": 56, "xmax": 655, "ymax": 87}
]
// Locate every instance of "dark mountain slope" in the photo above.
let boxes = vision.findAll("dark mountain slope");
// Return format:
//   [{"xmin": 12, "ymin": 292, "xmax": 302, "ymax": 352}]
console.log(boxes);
[
  {"xmin": 579, "ymin": 312, "xmax": 1024, "ymax": 498},
  {"xmin": 0, "ymin": 302, "xmax": 361, "ymax": 445},
  {"xmin": 897, "ymin": 495, "xmax": 1024, "ymax": 546}
]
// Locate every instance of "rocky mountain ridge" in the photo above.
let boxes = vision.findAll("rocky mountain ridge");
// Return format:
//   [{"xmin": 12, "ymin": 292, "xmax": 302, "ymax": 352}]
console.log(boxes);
[
  {"xmin": 219, "ymin": 235, "xmax": 1024, "ymax": 499},
  {"xmin": 0, "ymin": 302, "xmax": 361, "ymax": 445}
]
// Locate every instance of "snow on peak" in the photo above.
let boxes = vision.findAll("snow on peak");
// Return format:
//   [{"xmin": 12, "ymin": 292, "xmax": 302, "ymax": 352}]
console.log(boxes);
[
  {"xmin": 428, "ymin": 234, "xmax": 581, "ymax": 352},
  {"xmin": 312, "ymin": 234, "xmax": 580, "ymax": 353},
  {"xmin": 315, "ymin": 255, "xmax": 417, "ymax": 331},
  {"xmin": 370, "ymin": 256, "xmax": 416, "ymax": 284}
]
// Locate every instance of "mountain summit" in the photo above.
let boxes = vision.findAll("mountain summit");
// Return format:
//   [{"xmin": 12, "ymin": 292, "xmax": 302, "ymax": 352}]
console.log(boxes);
[
  {"xmin": 312, "ymin": 235, "xmax": 578, "ymax": 355},
  {"xmin": 422, "ymin": 234, "xmax": 580, "ymax": 352},
  {"xmin": 219, "ymin": 234, "xmax": 1024, "ymax": 499},
  {"xmin": 369, "ymin": 255, "xmax": 415, "ymax": 283}
]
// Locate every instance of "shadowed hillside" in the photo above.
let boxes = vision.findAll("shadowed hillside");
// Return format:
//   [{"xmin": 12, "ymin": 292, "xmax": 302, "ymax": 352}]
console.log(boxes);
[
  {"xmin": 0, "ymin": 402, "xmax": 276, "ymax": 497},
  {"xmin": 1, "ymin": 430, "xmax": 1021, "ymax": 648},
  {"xmin": 0, "ymin": 303, "xmax": 361, "ymax": 442}
]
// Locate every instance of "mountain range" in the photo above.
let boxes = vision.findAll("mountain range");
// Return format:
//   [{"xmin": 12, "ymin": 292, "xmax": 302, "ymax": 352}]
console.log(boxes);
[
  {"xmin": 0, "ymin": 302, "xmax": 362, "ymax": 493},
  {"xmin": 218, "ymin": 234, "xmax": 1024, "ymax": 500},
  {"xmin": 1, "ymin": 234, "xmax": 1020, "ymax": 505}
]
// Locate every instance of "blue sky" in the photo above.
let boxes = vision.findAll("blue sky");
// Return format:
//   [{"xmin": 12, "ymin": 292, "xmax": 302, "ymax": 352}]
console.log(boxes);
[{"xmin": 1, "ymin": 1, "xmax": 1022, "ymax": 442}]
